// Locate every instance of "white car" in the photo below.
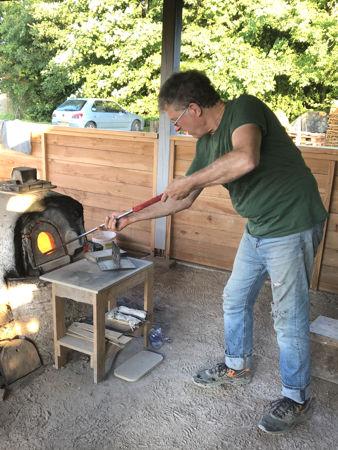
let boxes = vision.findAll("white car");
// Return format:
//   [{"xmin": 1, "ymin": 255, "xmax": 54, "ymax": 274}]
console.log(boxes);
[{"xmin": 52, "ymin": 98, "xmax": 144, "ymax": 131}]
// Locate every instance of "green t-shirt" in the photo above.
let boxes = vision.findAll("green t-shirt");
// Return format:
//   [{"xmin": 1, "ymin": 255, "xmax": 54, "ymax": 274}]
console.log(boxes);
[{"xmin": 186, "ymin": 94, "xmax": 328, "ymax": 238}]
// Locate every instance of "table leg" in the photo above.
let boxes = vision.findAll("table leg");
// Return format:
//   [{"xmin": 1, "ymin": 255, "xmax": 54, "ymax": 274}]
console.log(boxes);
[
  {"xmin": 107, "ymin": 296, "xmax": 116, "ymax": 313},
  {"xmin": 143, "ymin": 265, "xmax": 154, "ymax": 347},
  {"xmin": 93, "ymin": 293, "xmax": 106, "ymax": 383},
  {"xmin": 52, "ymin": 284, "xmax": 67, "ymax": 368}
]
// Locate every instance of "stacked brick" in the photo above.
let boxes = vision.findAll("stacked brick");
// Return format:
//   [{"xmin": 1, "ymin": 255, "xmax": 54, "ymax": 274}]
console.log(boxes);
[{"xmin": 325, "ymin": 108, "xmax": 338, "ymax": 147}]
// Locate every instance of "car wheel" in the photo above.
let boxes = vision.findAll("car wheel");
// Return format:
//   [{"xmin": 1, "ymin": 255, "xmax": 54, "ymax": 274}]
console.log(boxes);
[
  {"xmin": 131, "ymin": 120, "xmax": 141, "ymax": 131},
  {"xmin": 85, "ymin": 121, "xmax": 97, "ymax": 128}
]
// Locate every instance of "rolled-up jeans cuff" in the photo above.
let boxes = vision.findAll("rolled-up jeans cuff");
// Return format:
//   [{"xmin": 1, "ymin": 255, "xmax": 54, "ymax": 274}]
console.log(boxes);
[
  {"xmin": 282, "ymin": 385, "xmax": 311, "ymax": 403},
  {"xmin": 225, "ymin": 355, "xmax": 252, "ymax": 370}
]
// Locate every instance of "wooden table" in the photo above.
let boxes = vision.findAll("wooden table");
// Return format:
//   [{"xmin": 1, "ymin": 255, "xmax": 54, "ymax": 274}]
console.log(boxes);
[{"xmin": 40, "ymin": 257, "xmax": 154, "ymax": 383}]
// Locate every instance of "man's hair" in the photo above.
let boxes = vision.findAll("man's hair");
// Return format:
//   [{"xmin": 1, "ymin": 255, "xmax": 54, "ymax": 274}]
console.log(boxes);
[{"xmin": 158, "ymin": 70, "xmax": 220, "ymax": 111}]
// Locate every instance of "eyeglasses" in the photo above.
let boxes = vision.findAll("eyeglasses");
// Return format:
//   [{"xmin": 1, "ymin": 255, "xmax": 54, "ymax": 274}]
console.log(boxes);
[{"xmin": 171, "ymin": 107, "xmax": 188, "ymax": 127}]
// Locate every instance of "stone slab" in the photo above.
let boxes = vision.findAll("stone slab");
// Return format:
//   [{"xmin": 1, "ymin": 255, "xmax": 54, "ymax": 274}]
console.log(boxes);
[
  {"xmin": 114, "ymin": 350, "xmax": 163, "ymax": 382},
  {"xmin": 40, "ymin": 257, "xmax": 152, "ymax": 294},
  {"xmin": 310, "ymin": 315, "xmax": 338, "ymax": 341}
]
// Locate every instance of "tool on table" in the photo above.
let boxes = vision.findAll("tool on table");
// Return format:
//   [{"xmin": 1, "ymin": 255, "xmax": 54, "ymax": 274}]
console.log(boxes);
[
  {"xmin": 43, "ymin": 193, "xmax": 163, "ymax": 255},
  {"xmin": 85, "ymin": 247, "xmax": 136, "ymax": 271}
]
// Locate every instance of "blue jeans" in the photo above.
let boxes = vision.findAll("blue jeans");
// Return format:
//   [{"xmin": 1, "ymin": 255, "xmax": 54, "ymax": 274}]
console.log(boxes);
[{"xmin": 222, "ymin": 221, "xmax": 324, "ymax": 403}]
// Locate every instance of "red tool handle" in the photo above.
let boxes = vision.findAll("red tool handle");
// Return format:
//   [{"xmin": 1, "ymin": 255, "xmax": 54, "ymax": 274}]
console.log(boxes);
[{"xmin": 132, "ymin": 194, "xmax": 163, "ymax": 212}]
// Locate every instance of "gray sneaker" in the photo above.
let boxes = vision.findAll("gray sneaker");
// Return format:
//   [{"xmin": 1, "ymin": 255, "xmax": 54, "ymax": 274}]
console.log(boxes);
[
  {"xmin": 192, "ymin": 362, "xmax": 251, "ymax": 388},
  {"xmin": 258, "ymin": 397, "xmax": 313, "ymax": 434}
]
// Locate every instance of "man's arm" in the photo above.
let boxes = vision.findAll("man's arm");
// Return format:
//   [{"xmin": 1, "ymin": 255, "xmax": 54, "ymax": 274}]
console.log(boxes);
[
  {"xmin": 162, "ymin": 123, "xmax": 262, "ymax": 201},
  {"xmin": 104, "ymin": 188, "xmax": 202, "ymax": 231}
]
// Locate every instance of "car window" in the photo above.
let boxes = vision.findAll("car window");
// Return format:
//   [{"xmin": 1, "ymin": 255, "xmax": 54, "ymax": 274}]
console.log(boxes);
[
  {"xmin": 56, "ymin": 100, "xmax": 86, "ymax": 111},
  {"xmin": 106, "ymin": 101, "xmax": 125, "ymax": 113},
  {"xmin": 92, "ymin": 101, "xmax": 107, "ymax": 112}
]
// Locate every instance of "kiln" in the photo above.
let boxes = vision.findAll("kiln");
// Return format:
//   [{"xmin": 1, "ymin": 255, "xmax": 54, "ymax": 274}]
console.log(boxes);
[{"xmin": 0, "ymin": 167, "xmax": 86, "ymax": 284}]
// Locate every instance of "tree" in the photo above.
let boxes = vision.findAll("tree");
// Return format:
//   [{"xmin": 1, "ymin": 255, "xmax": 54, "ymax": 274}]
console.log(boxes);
[
  {"xmin": 182, "ymin": 0, "xmax": 337, "ymax": 119},
  {"xmin": 0, "ymin": 0, "xmax": 75, "ymax": 120},
  {"xmin": 0, "ymin": 0, "xmax": 336, "ymax": 122}
]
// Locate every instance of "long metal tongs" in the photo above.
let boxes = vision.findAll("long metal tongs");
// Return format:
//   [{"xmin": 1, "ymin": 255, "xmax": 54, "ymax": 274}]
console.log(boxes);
[{"xmin": 44, "ymin": 193, "xmax": 163, "ymax": 255}]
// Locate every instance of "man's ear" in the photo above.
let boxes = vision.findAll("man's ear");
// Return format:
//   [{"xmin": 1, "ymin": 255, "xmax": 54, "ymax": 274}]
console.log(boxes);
[{"xmin": 189, "ymin": 103, "xmax": 202, "ymax": 117}]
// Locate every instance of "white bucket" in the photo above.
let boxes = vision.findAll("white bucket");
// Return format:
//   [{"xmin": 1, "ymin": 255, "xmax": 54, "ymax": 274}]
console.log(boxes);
[{"xmin": 92, "ymin": 231, "xmax": 116, "ymax": 249}]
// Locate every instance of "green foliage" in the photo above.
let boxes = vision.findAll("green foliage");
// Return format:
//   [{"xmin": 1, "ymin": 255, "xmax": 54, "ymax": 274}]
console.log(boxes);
[
  {"xmin": 182, "ymin": 0, "xmax": 337, "ymax": 120},
  {"xmin": 0, "ymin": 0, "xmax": 336, "ymax": 122}
]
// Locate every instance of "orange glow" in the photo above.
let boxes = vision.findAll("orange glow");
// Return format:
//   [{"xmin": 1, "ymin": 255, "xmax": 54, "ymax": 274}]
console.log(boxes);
[
  {"xmin": 0, "ymin": 284, "xmax": 37, "ymax": 309},
  {"xmin": 26, "ymin": 318, "xmax": 40, "ymax": 333},
  {"xmin": 37, "ymin": 231, "xmax": 55, "ymax": 254},
  {"xmin": 6, "ymin": 194, "xmax": 36, "ymax": 212},
  {"xmin": 0, "ymin": 318, "xmax": 40, "ymax": 340},
  {"xmin": 0, "ymin": 284, "xmax": 41, "ymax": 340}
]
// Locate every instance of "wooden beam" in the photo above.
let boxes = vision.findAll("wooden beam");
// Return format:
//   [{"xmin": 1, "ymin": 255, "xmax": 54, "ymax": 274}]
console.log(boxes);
[
  {"xmin": 311, "ymin": 160, "xmax": 336, "ymax": 290},
  {"xmin": 155, "ymin": 0, "xmax": 183, "ymax": 250},
  {"xmin": 166, "ymin": 139, "xmax": 176, "ymax": 258},
  {"xmin": 41, "ymin": 133, "xmax": 48, "ymax": 180}
]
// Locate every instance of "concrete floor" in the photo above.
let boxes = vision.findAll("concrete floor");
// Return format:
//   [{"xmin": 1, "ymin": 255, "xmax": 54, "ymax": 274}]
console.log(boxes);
[{"xmin": 1, "ymin": 257, "xmax": 338, "ymax": 450}]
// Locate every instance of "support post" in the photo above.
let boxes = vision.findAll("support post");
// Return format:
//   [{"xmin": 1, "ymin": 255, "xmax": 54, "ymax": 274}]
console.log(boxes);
[{"xmin": 155, "ymin": 0, "xmax": 183, "ymax": 251}]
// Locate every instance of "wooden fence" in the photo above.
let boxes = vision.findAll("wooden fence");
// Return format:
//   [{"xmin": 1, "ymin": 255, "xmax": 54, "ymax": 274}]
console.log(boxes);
[
  {"xmin": 0, "ymin": 126, "xmax": 158, "ymax": 254},
  {"xmin": 167, "ymin": 136, "xmax": 338, "ymax": 294},
  {"xmin": 0, "ymin": 127, "xmax": 337, "ymax": 293}
]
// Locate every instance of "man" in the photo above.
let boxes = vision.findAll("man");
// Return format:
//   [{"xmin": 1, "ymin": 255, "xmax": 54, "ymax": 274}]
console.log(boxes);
[{"xmin": 104, "ymin": 70, "xmax": 327, "ymax": 434}]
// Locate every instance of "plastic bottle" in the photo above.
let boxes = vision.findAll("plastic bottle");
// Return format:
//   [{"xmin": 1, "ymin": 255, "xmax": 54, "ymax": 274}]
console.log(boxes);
[{"xmin": 148, "ymin": 327, "xmax": 164, "ymax": 349}]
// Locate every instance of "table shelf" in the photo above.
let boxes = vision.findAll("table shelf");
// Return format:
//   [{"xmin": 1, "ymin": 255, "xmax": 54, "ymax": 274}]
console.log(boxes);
[{"xmin": 59, "ymin": 334, "xmax": 93, "ymax": 356}]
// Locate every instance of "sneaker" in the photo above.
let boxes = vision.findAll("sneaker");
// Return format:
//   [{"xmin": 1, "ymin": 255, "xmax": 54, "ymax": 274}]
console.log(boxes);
[
  {"xmin": 258, "ymin": 397, "xmax": 313, "ymax": 434},
  {"xmin": 192, "ymin": 362, "xmax": 251, "ymax": 388}
]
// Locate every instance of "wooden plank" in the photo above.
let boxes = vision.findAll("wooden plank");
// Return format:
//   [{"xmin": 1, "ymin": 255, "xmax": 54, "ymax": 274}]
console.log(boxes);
[
  {"xmin": 311, "ymin": 160, "xmax": 336, "ymax": 290},
  {"xmin": 174, "ymin": 158, "xmax": 193, "ymax": 176},
  {"xmin": 300, "ymin": 147, "xmax": 338, "ymax": 160},
  {"xmin": 82, "ymin": 205, "xmax": 151, "ymax": 233},
  {"xmin": 41, "ymin": 133, "xmax": 47, "ymax": 180},
  {"xmin": 48, "ymin": 159, "xmax": 153, "ymax": 188},
  {"xmin": 318, "ymin": 265, "xmax": 338, "ymax": 293},
  {"xmin": 55, "ymin": 188, "xmax": 153, "ymax": 222},
  {"xmin": 330, "ymin": 177, "xmax": 338, "ymax": 214},
  {"xmin": 166, "ymin": 139, "xmax": 175, "ymax": 258},
  {"xmin": 69, "ymin": 322, "xmax": 132, "ymax": 346},
  {"xmin": 170, "ymin": 236, "xmax": 238, "ymax": 270},
  {"xmin": 313, "ymin": 173, "xmax": 332, "ymax": 194},
  {"xmin": 171, "ymin": 222, "xmax": 244, "ymax": 248},
  {"xmin": 83, "ymin": 210, "xmax": 150, "ymax": 233},
  {"xmin": 47, "ymin": 145, "xmax": 153, "ymax": 171},
  {"xmin": 151, "ymin": 139, "xmax": 159, "ymax": 253},
  {"xmin": 0, "ymin": 143, "xmax": 42, "ymax": 157},
  {"xmin": 322, "ymin": 248, "xmax": 338, "ymax": 268},
  {"xmin": 175, "ymin": 144, "xmax": 196, "ymax": 160},
  {"xmin": 59, "ymin": 334, "xmax": 93, "ymax": 355},
  {"xmin": 305, "ymin": 158, "xmax": 331, "ymax": 175},
  {"xmin": 52, "ymin": 289, "xmax": 67, "ymax": 367},
  {"xmin": 324, "ymin": 230, "xmax": 338, "ymax": 250},
  {"xmin": 0, "ymin": 152, "xmax": 42, "ymax": 176},
  {"xmin": 173, "ymin": 208, "xmax": 246, "ymax": 233},
  {"xmin": 71, "ymin": 321, "xmax": 122, "ymax": 340},
  {"xmin": 190, "ymin": 196, "xmax": 235, "ymax": 215},
  {"xmin": 49, "ymin": 172, "xmax": 153, "ymax": 200},
  {"xmin": 46, "ymin": 133, "xmax": 155, "ymax": 156},
  {"xmin": 46, "ymin": 126, "xmax": 157, "ymax": 142},
  {"xmin": 326, "ymin": 212, "xmax": 338, "ymax": 232}
]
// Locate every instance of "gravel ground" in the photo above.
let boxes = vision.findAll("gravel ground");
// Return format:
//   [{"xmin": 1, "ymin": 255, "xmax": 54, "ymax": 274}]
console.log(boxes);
[{"xmin": 1, "ymin": 257, "xmax": 338, "ymax": 450}]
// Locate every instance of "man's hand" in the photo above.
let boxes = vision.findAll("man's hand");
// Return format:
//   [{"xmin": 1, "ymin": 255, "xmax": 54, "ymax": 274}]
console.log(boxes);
[
  {"xmin": 162, "ymin": 177, "xmax": 194, "ymax": 201},
  {"xmin": 103, "ymin": 212, "xmax": 129, "ymax": 232}
]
